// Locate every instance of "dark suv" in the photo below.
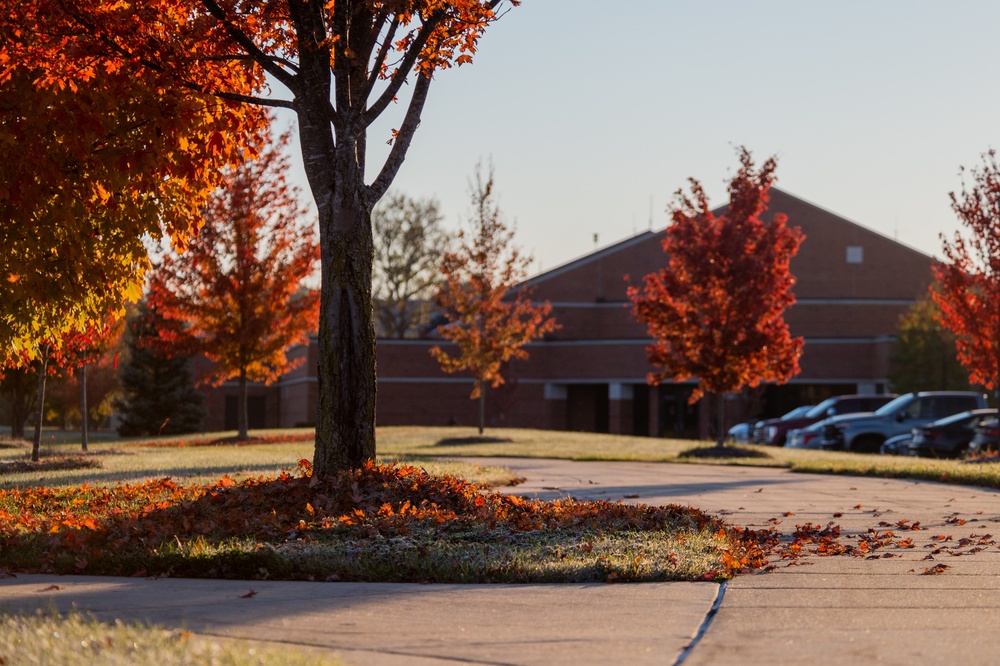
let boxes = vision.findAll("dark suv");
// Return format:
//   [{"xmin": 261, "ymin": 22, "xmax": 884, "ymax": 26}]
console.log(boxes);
[
  {"xmin": 819, "ymin": 391, "xmax": 989, "ymax": 453},
  {"xmin": 752, "ymin": 394, "xmax": 896, "ymax": 446}
]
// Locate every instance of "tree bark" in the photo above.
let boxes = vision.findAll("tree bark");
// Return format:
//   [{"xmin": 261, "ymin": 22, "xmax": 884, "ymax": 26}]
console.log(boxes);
[
  {"xmin": 80, "ymin": 362, "xmax": 88, "ymax": 452},
  {"xmin": 306, "ymin": 128, "xmax": 377, "ymax": 477}
]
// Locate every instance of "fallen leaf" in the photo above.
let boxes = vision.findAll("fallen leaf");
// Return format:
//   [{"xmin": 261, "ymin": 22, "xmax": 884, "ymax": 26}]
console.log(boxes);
[
  {"xmin": 239, "ymin": 589, "xmax": 257, "ymax": 598},
  {"xmin": 37, "ymin": 585, "xmax": 60, "ymax": 592}
]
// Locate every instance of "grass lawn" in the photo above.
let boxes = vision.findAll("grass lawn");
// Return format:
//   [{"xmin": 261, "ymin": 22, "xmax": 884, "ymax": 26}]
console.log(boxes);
[
  {"xmin": 376, "ymin": 425, "xmax": 1000, "ymax": 489},
  {"xmin": 0, "ymin": 610, "xmax": 341, "ymax": 666}
]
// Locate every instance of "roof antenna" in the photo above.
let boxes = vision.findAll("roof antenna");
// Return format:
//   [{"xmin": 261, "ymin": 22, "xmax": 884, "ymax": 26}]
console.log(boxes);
[
  {"xmin": 593, "ymin": 232, "xmax": 599, "ymax": 248},
  {"xmin": 648, "ymin": 195, "xmax": 654, "ymax": 231}
]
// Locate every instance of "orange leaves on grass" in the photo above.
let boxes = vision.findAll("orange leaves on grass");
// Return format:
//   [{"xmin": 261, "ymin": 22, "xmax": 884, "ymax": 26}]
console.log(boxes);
[{"xmin": 0, "ymin": 462, "xmax": 760, "ymax": 579}]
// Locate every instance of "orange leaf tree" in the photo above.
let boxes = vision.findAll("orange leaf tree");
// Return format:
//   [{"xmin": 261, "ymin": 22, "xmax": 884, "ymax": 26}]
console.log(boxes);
[
  {"xmin": 932, "ymin": 149, "xmax": 1000, "ymax": 392},
  {"xmin": 431, "ymin": 164, "xmax": 558, "ymax": 434},
  {"xmin": 147, "ymin": 124, "xmax": 319, "ymax": 441},
  {"xmin": 0, "ymin": 60, "xmax": 264, "ymax": 359},
  {"xmin": 628, "ymin": 148, "xmax": 804, "ymax": 446},
  {"xmin": 2, "ymin": 0, "xmax": 518, "ymax": 475}
]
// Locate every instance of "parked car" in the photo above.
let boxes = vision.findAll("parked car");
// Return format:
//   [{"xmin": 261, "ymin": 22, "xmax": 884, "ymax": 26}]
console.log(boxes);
[
  {"xmin": 726, "ymin": 421, "xmax": 753, "ymax": 443},
  {"xmin": 819, "ymin": 391, "xmax": 989, "ymax": 453},
  {"xmin": 907, "ymin": 409, "xmax": 998, "ymax": 458},
  {"xmin": 750, "ymin": 405, "xmax": 814, "ymax": 444},
  {"xmin": 754, "ymin": 394, "xmax": 896, "ymax": 446},
  {"xmin": 784, "ymin": 419, "xmax": 831, "ymax": 449},
  {"xmin": 880, "ymin": 433, "xmax": 913, "ymax": 456},
  {"xmin": 968, "ymin": 417, "xmax": 1000, "ymax": 455}
]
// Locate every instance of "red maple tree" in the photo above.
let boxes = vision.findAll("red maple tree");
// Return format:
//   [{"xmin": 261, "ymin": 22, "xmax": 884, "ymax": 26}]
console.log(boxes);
[
  {"xmin": 430, "ymin": 164, "xmax": 558, "ymax": 434},
  {"xmin": 932, "ymin": 149, "xmax": 1000, "ymax": 391},
  {"xmin": 628, "ymin": 148, "xmax": 804, "ymax": 445},
  {"xmin": 147, "ymin": 124, "xmax": 320, "ymax": 441}
]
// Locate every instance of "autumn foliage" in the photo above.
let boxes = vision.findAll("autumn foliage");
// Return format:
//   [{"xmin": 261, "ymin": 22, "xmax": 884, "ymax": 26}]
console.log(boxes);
[
  {"xmin": 147, "ymin": 123, "xmax": 319, "ymax": 440},
  {"xmin": 0, "ymin": 48, "xmax": 264, "ymax": 357},
  {"xmin": 932, "ymin": 149, "xmax": 1000, "ymax": 390},
  {"xmin": 629, "ymin": 148, "xmax": 804, "ymax": 442},
  {"xmin": 431, "ymin": 165, "xmax": 558, "ymax": 432},
  {"xmin": 2, "ymin": 0, "xmax": 519, "ymax": 474}
]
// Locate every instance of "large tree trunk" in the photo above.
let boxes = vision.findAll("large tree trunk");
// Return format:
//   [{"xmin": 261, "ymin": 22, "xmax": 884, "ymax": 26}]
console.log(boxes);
[
  {"xmin": 312, "ymin": 194, "xmax": 377, "ymax": 477},
  {"xmin": 300, "ymin": 105, "xmax": 377, "ymax": 477}
]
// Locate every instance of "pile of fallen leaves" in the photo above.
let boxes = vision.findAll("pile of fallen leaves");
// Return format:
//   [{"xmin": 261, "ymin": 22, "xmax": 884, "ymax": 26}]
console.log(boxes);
[{"xmin": 0, "ymin": 461, "xmax": 770, "ymax": 582}]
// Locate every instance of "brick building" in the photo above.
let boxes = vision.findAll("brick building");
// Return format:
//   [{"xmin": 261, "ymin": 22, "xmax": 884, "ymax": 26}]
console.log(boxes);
[{"xmin": 201, "ymin": 189, "xmax": 934, "ymax": 438}]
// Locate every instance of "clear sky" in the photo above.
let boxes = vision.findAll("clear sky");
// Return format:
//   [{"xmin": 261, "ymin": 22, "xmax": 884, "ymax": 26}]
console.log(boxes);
[{"xmin": 285, "ymin": 1, "xmax": 1000, "ymax": 274}]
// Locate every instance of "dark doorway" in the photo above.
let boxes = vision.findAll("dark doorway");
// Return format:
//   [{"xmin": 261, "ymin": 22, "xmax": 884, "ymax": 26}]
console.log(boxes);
[
  {"xmin": 658, "ymin": 385, "xmax": 698, "ymax": 439},
  {"xmin": 566, "ymin": 384, "xmax": 610, "ymax": 433},
  {"xmin": 632, "ymin": 384, "xmax": 650, "ymax": 436}
]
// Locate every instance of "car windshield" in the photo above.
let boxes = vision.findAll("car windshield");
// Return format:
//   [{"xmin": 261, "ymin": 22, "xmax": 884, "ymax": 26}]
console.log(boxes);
[
  {"xmin": 781, "ymin": 405, "xmax": 814, "ymax": 420},
  {"xmin": 932, "ymin": 411, "xmax": 977, "ymax": 427},
  {"xmin": 873, "ymin": 394, "xmax": 914, "ymax": 416},
  {"xmin": 804, "ymin": 398, "xmax": 839, "ymax": 418}
]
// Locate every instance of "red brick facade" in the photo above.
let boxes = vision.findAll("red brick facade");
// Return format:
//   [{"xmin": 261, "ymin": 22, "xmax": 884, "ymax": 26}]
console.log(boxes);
[{"xmin": 202, "ymin": 189, "xmax": 933, "ymax": 438}]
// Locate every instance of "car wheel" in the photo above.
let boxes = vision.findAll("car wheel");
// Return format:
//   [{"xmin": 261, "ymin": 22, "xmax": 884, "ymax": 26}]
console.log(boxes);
[{"xmin": 851, "ymin": 435, "xmax": 883, "ymax": 454}]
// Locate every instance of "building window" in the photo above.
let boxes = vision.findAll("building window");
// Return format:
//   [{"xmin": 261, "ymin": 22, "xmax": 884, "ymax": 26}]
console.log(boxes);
[{"xmin": 846, "ymin": 246, "xmax": 863, "ymax": 264}]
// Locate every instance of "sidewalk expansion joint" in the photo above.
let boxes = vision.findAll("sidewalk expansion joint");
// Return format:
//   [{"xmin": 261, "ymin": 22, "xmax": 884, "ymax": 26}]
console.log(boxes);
[{"xmin": 674, "ymin": 581, "xmax": 726, "ymax": 666}]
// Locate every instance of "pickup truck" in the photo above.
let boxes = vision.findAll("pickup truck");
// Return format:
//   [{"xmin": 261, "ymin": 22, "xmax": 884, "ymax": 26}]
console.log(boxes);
[{"xmin": 818, "ymin": 391, "xmax": 988, "ymax": 453}]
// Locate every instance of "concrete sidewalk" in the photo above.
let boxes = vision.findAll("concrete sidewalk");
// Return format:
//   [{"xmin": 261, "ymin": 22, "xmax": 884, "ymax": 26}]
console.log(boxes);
[
  {"xmin": 4, "ymin": 459, "xmax": 1000, "ymax": 663},
  {"xmin": 503, "ymin": 458, "xmax": 1000, "ymax": 664}
]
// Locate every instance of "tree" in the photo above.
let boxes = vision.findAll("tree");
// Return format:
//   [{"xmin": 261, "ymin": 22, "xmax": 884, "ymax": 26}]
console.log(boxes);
[
  {"xmin": 13, "ymin": 319, "xmax": 117, "ymax": 461},
  {"xmin": 933, "ymin": 150, "xmax": 1000, "ymax": 394},
  {"xmin": 373, "ymin": 192, "xmax": 448, "ymax": 338},
  {"xmin": 147, "ymin": 124, "xmax": 320, "ymax": 441},
  {"xmin": 0, "ymin": 63, "xmax": 263, "ymax": 358},
  {"xmin": 628, "ymin": 148, "xmax": 804, "ymax": 447},
  {"xmin": 430, "ymin": 164, "xmax": 558, "ymax": 434},
  {"xmin": 114, "ymin": 304, "xmax": 206, "ymax": 437},
  {"xmin": 889, "ymin": 296, "xmax": 972, "ymax": 394},
  {"xmin": 4, "ymin": 0, "xmax": 518, "ymax": 476}
]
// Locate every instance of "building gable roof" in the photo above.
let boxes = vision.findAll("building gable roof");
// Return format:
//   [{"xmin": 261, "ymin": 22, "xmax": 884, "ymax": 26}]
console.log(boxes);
[{"xmin": 520, "ymin": 188, "xmax": 933, "ymax": 303}]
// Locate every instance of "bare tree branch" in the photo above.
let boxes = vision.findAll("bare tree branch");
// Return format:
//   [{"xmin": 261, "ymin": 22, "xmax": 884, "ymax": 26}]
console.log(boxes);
[
  {"xmin": 365, "ymin": 15, "xmax": 399, "ymax": 99},
  {"xmin": 358, "ymin": 12, "xmax": 444, "ymax": 129},
  {"xmin": 367, "ymin": 73, "xmax": 430, "ymax": 203}
]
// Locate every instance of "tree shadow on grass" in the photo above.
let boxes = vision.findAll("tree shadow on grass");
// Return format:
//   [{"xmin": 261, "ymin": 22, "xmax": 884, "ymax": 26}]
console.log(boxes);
[
  {"xmin": 678, "ymin": 445, "xmax": 772, "ymax": 460},
  {"xmin": 435, "ymin": 436, "xmax": 514, "ymax": 447}
]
